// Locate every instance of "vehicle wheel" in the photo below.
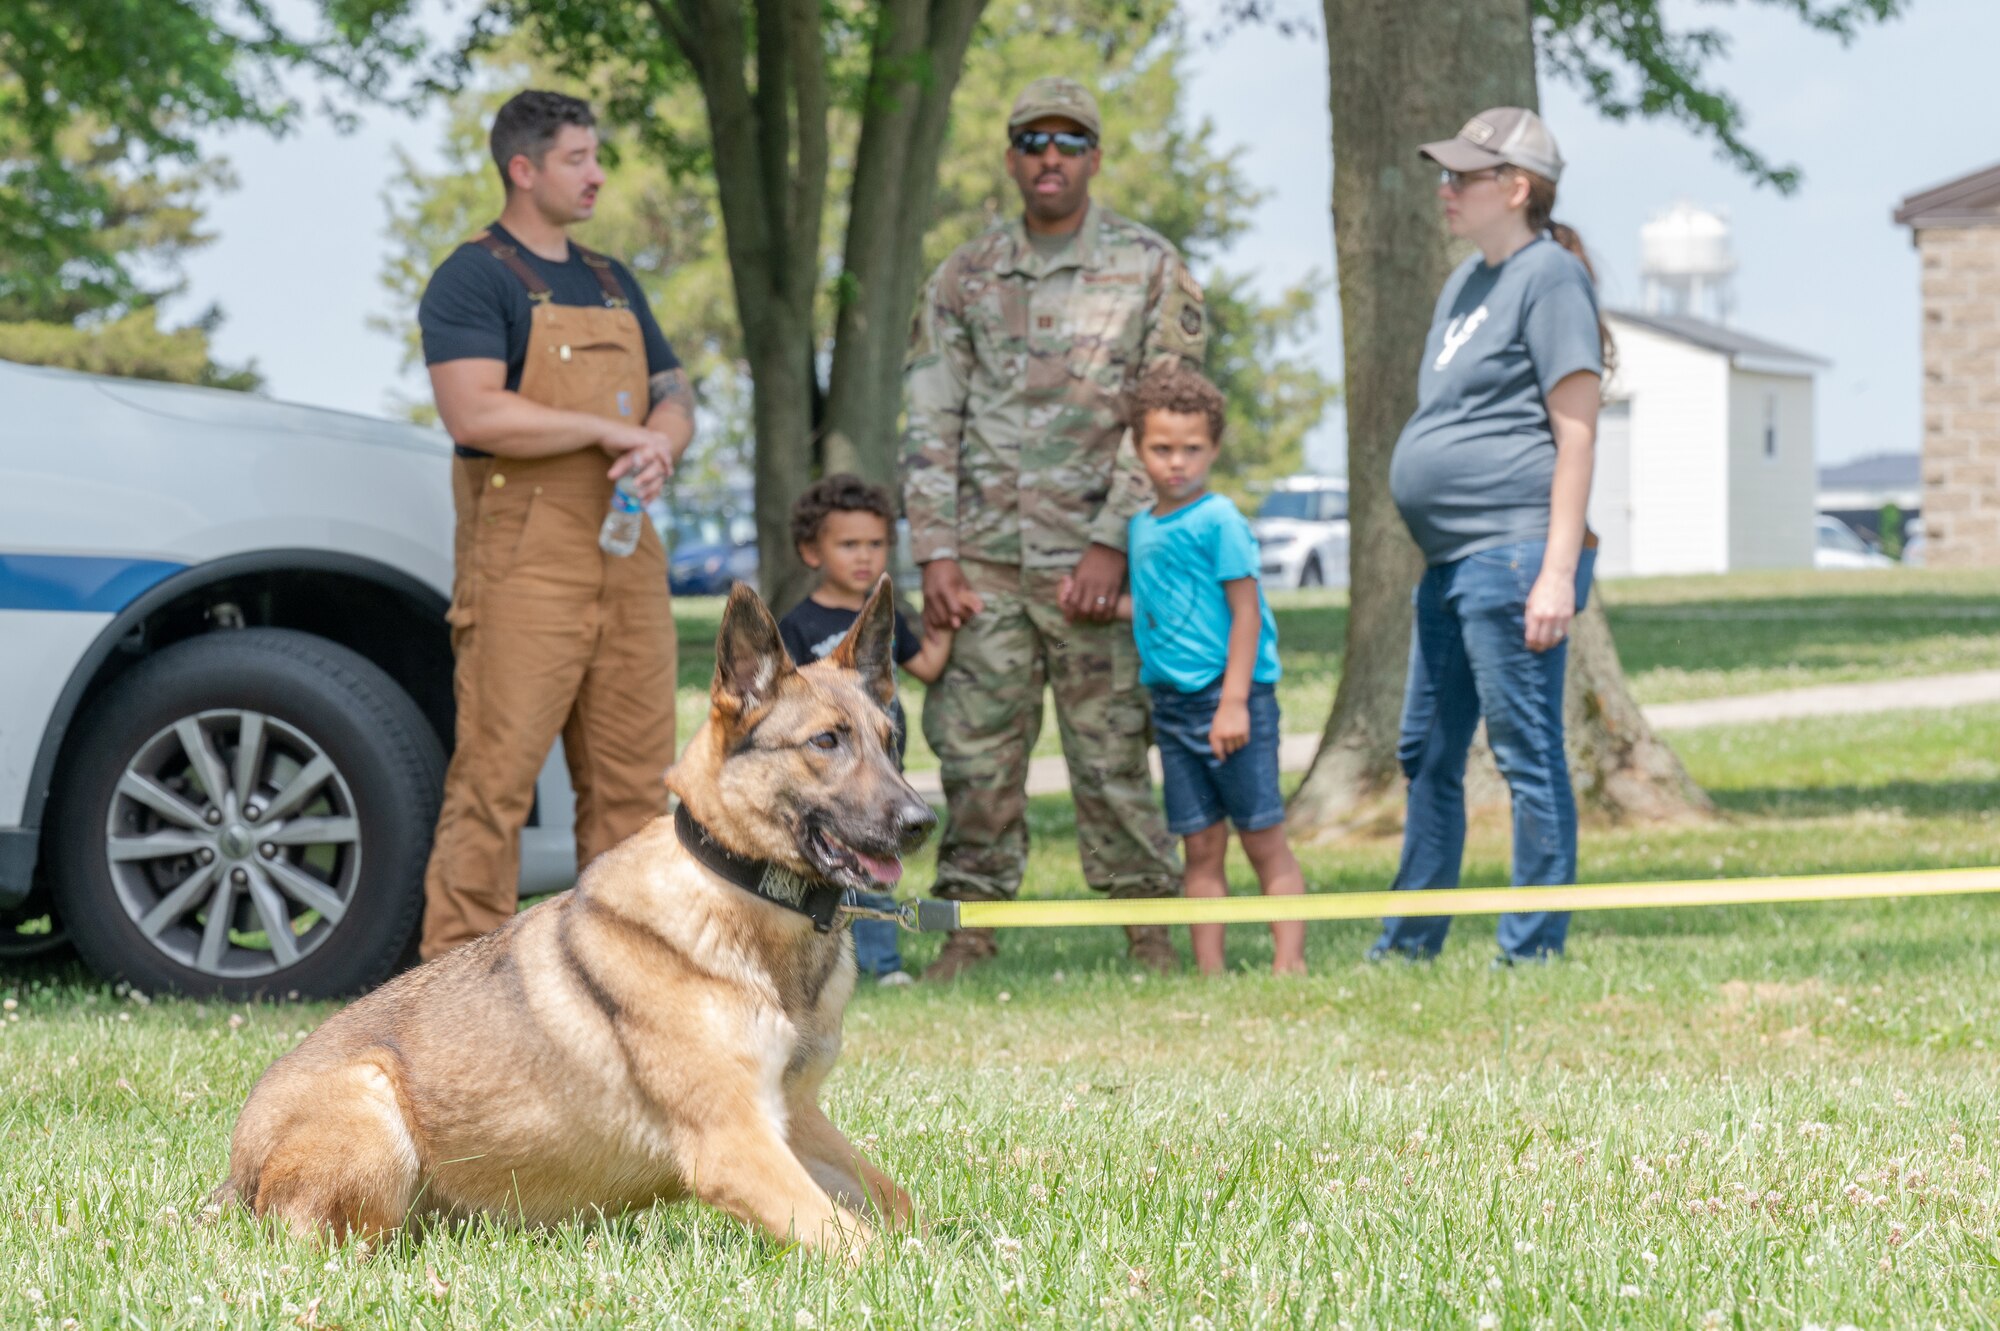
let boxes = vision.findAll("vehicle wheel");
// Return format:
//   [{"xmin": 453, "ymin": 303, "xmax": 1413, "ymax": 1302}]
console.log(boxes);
[
  {"xmin": 48, "ymin": 629, "xmax": 444, "ymax": 999},
  {"xmin": 1299, "ymin": 556, "xmax": 1324, "ymax": 588}
]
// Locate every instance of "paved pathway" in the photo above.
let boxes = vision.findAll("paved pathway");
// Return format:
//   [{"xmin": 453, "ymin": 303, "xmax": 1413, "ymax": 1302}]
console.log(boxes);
[
  {"xmin": 1641, "ymin": 669, "xmax": 2000, "ymax": 731},
  {"xmin": 904, "ymin": 669, "xmax": 2000, "ymax": 802}
]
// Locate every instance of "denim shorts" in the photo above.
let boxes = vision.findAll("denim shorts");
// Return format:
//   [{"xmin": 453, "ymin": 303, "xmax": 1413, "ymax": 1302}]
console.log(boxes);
[{"xmin": 1149, "ymin": 681, "xmax": 1285, "ymax": 836}]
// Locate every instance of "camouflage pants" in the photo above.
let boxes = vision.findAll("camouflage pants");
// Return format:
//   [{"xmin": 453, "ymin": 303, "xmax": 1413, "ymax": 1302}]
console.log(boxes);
[{"xmin": 922, "ymin": 559, "xmax": 1180, "ymax": 902}]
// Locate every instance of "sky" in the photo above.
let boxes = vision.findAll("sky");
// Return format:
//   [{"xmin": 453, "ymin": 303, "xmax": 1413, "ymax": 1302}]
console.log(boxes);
[{"xmin": 167, "ymin": 0, "xmax": 2000, "ymax": 473}]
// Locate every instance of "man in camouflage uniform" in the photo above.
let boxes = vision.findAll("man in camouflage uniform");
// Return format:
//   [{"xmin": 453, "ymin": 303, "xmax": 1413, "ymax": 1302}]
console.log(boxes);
[{"xmin": 902, "ymin": 76, "xmax": 1208, "ymax": 981}]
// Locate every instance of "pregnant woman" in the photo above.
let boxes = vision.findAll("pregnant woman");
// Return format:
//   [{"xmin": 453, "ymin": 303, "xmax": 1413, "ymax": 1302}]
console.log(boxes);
[{"xmin": 1370, "ymin": 107, "xmax": 1610, "ymax": 966}]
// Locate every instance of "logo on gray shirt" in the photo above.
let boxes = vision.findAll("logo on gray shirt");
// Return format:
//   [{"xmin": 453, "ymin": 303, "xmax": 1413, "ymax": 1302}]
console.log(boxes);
[{"xmin": 1434, "ymin": 306, "xmax": 1490, "ymax": 369}]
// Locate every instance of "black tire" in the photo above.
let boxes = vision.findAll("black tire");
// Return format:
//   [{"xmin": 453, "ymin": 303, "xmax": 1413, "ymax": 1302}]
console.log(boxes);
[
  {"xmin": 48, "ymin": 629, "xmax": 444, "ymax": 999},
  {"xmin": 1299, "ymin": 555, "xmax": 1324, "ymax": 588}
]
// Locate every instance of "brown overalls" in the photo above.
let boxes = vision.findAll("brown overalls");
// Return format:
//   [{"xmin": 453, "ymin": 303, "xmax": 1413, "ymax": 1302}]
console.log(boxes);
[{"xmin": 419, "ymin": 232, "xmax": 677, "ymax": 960}]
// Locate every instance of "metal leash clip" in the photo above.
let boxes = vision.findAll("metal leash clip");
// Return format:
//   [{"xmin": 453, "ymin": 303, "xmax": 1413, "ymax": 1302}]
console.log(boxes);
[
  {"xmin": 834, "ymin": 898, "xmax": 909, "ymax": 931},
  {"xmin": 833, "ymin": 900, "xmax": 962, "ymax": 933}
]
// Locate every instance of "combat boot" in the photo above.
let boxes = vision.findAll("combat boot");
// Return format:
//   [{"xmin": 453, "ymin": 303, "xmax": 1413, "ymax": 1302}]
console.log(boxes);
[
  {"xmin": 1125, "ymin": 924, "xmax": 1179, "ymax": 974},
  {"xmin": 922, "ymin": 926, "xmax": 998, "ymax": 983}
]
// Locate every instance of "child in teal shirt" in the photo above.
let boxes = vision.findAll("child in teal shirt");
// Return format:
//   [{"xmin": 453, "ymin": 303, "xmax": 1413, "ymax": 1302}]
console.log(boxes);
[{"xmin": 1077, "ymin": 366, "xmax": 1308, "ymax": 976}]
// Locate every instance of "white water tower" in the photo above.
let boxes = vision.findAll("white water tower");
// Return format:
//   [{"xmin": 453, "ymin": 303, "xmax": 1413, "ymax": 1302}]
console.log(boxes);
[{"xmin": 1640, "ymin": 201, "xmax": 1737, "ymax": 325}]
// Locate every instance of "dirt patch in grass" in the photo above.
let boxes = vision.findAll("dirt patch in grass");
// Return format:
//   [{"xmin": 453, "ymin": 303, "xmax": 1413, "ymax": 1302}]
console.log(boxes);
[{"xmin": 1713, "ymin": 978, "xmax": 1829, "ymax": 1015}]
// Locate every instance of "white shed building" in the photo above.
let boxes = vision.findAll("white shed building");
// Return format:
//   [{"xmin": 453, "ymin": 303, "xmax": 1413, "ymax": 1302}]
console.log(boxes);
[{"xmin": 1590, "ymin": 310, "xmax": 1827, "ymax": 577}]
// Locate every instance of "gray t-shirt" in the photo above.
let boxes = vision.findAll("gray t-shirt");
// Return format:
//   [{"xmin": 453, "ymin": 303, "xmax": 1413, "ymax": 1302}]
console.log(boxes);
[{"xmin": 1388, "ymin": 237, "xmax": 1603, "ymax": 565}]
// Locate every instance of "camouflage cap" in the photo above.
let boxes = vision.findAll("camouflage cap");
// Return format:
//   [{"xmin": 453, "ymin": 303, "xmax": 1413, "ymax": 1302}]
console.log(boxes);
[{"xmin": 1007, "ymin": 77, "xmax": 1101, "ymax": 140}]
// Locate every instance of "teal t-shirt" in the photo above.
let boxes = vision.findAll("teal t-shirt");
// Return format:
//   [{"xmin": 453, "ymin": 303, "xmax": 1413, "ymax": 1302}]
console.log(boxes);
[{"xmin": 1127, "ymin": 492, "xmax": 1282, "ymax": 694}]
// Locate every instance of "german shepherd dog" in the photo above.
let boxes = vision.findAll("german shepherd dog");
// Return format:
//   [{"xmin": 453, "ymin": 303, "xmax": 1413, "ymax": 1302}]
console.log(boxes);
[{"xmin": 213, "ymin": 579, "xmax": 935, "ymax": 1260}]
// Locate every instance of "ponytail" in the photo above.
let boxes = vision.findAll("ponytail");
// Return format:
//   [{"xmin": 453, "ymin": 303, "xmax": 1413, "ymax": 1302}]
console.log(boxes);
[{"xmin": 1519, "ymin": 170, "xmax": 1617, "ymax": 375}]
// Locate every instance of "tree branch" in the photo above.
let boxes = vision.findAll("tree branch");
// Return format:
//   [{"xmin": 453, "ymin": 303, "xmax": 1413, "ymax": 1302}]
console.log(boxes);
[
  {"xmin": 1533, "ymin": 0, "xmax": 1904, "ymax": 192},
  {"xmin": 644, "ymin": 0, "xmax": 701, "ymax": 74},
  {"xmin": 665, "ymin": 0, "xmax": 780, "ymax": 311},
  {"xmin": 753, "ymin": 0, "xmax": 794, "ymax": 285},
  {"xmin": 784, "ymin": 0, "xmax": 828, "ymax": 319}
]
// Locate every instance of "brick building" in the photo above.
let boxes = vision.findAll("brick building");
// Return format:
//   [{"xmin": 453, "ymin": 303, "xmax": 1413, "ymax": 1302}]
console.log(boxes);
[{"xmin": 1897, "ymin": 162, "xmax": 2000, "ymax": 567}]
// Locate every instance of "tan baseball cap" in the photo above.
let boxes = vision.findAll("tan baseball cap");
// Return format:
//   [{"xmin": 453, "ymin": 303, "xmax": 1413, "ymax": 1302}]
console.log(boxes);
[
  {"xmin": 1420, "ymin": 107, "xmax": 1564, "ymax": 182},
  {"xmin": 1007, "ymin": 76, "xmax": 1101, "ymax": 140}
]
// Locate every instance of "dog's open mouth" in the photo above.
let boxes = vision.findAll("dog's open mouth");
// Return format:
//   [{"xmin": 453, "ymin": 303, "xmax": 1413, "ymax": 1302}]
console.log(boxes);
[{"xmin": 804, "ymin": 821, "xmax": 903, "ymax": 888}]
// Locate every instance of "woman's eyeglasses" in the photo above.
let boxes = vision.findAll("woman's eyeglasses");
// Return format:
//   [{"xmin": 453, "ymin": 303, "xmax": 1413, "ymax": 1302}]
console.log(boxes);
[
  {"xmin": 1011, "ymin": 130, "xmax": 1097, "ymax": 157},
  {"xmin": 1440, "ymin": 167, "xmax": 1507, "ymax": 192}
]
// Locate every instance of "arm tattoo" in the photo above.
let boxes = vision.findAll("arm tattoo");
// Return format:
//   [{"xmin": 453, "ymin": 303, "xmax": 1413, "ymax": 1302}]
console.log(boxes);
[{"xmin": 649, "ymin": 368, "xmax": 695, "ymax": 416}]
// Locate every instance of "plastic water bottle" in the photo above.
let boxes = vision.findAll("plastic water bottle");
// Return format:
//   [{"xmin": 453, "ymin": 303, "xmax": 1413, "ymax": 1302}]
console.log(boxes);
[{"xmin": 599, "ymin": 474, "xmax": 645, "ymax": 557}]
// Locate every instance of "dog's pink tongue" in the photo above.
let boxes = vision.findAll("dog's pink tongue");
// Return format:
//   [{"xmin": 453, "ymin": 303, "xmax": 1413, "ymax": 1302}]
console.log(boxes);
[{"xmin": 857, "ymin": 852, "xmax": 903, "ymax": 884}]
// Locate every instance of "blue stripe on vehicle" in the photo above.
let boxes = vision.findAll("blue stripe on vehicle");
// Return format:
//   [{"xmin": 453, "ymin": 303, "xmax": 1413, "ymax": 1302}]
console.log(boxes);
[{"xmin": 0, "ymin": 554, "xmax": 188, "ymax": 613}]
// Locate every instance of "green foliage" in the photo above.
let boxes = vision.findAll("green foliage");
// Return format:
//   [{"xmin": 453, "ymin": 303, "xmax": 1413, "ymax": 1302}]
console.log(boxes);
[
  {"xmin": 1533, "ymin": 0, "xmax": 1907, "ymax": 191},
  {"xmin": 1878, "ymin": 502, "xmax": 1904, "ymax": 559},
  {"xmin": 0, "ymin": 113, "xmax": 212, "ymax": 325},
  {"xmin": 0, "ymin": 305, "xmax": 260, "ymax": 389},
  {"xmin": 1204, "ymin": 272, "xmax": 1339, "ymax": 498},
  {"xmin": 0, "ymin": 1, "xmax": 422, "ymax": 312},
  {"xmin": 0, "ymin": 0, "xmax": 421, "ymax": 386},
  {"xmin": 0, "ymin": 111, "xmax": 263, "ymax": 388},
  {"xmin": 1242, "ymin": 0, "xmax": 1904, "ymax": 191}
]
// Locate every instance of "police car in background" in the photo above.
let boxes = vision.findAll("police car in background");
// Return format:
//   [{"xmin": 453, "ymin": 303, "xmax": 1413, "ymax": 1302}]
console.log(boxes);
[
  {"xmin": 0, "ymin": 358, "xmax": 582, "ymax": 998},
  {"xmin": 1253, "ymin": 474, "xmax": 1350, "ymax": 589}
]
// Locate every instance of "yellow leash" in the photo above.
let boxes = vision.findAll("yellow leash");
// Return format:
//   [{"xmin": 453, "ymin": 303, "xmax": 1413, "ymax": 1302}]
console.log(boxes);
[{"xmin": 901, "ymin": 865, "xmax": 2000, "ymax": 932}]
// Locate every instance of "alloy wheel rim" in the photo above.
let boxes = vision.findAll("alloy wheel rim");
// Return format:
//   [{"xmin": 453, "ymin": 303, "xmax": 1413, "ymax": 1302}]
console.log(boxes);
[{"xmin": 104, "ymin": 709, "xmax": 362, "ymax": 979}]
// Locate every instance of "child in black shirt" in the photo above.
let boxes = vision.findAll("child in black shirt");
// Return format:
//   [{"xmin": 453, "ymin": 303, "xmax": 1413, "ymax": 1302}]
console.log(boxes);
[{"xmin": 778, "ymin": 475, "xmax": 952, "ymax": 984}]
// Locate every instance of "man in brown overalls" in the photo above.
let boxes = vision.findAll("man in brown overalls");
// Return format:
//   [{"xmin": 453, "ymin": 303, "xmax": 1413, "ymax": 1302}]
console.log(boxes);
[{"xmin": 416, "ymin": 90, "xmax": 695, "ymax": 959}]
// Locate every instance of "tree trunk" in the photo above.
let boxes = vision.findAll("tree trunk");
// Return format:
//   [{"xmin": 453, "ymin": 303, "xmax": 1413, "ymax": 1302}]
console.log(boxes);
[
  {"xmin": 822, "ymin": 0, "xmax": 987, "ymax": 488},
  {"xmin": 660, "ymin": 0, "xmax": 986, "ymax": 609},
  {"xmin": 1554, "ymin": 595, "xmax": 1712, "ymax": 820},
  {"xmin": 1290, "ymin": 0, "xmax": 1709, "ymax": 839},
  {"xmin": 660, "ymin": 0, "xmax": 827, "ymax": 609}
]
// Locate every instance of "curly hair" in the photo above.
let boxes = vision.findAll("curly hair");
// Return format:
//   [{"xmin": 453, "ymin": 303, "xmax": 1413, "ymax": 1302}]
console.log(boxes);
[
  {"xmin": 791, "ymin": 473, "xmax": 896, "ymax": 550},
  {"xmin": 1128, "ymin": 364, "xmax": 1227, "ymax": 446}
]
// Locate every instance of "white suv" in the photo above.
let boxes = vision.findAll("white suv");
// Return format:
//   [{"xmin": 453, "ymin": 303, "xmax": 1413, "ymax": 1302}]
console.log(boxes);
[
  {"xmin": 1253, "ymin": 475, "xmax": 1349, "ymax": 589},
  {"xmin": 0, "ymin": 360, "xmax": 580, "ymax": 998}
]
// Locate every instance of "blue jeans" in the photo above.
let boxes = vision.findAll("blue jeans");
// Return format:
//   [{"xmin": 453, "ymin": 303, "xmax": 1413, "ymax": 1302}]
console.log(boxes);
[
  {"xmin": 845, "ymin": 889, "xmax": 904, "ymax": 976},
  {"xmin": 1374, "ymin": 539, "xmax": 1596, "ymax": 961}
]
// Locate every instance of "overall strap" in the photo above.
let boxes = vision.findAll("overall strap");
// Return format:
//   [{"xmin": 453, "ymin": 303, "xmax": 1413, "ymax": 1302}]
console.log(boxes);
[
  {"xmin": 572, "ymin": 242, "xmax": 632, "ymax": 309},
  {"xmin": 470, "ymin": 229, "xmax": 553, "ymax": 303}
]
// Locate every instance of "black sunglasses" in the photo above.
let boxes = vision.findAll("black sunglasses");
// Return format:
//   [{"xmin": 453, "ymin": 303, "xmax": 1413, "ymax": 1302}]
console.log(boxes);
[{"xmin": 1010, "ymin": 129, "xmax": 1096, "ymax": 157}]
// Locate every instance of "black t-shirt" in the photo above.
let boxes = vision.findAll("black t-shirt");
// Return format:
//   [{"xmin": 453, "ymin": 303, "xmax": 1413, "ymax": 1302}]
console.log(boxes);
[
  {"xmin": 778, "ymin": 598, "xmax": 923, "ymax": 668},
  {"xmin": 778, "ymin": 597, "xmax": 923, "ymax": 768},
  {"xmin": 418, "ymin": 222, "xmax": 681, "ymax": 456}
]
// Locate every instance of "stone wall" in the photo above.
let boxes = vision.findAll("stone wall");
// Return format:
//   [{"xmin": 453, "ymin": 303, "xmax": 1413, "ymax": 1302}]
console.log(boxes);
[{"xmin": 1918, "ymin": 222, "xmax": 2000, "ymax": 567}]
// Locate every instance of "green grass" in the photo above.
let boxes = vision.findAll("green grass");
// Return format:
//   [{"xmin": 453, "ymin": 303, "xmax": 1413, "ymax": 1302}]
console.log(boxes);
[
  {"xmin": 670, "ymin": 569, "xmax": 2000, "ymax": 769},
  {"xmin": 1592, "ymin": 567, "xmax": 2000, "ymax": 704},
  {"xmin": 8, "ymin": 703, "xmax": 2000, "ymax": 1328}
]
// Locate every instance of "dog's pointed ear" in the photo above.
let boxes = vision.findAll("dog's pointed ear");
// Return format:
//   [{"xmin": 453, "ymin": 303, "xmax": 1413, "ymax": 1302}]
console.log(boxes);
[
  {"xmin": 829, "ymin": 575, "xmax": 898, "ymax": 709},
  {"xmin": 712, "ymin": 583, "xmax": 796, "ymax": 721}
]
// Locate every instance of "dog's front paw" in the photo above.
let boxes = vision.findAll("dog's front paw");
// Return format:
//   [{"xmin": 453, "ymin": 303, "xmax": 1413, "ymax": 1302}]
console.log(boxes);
[{"xmin": 816, "ymin": 1208, "xmax": 876, "ymax": 1267}]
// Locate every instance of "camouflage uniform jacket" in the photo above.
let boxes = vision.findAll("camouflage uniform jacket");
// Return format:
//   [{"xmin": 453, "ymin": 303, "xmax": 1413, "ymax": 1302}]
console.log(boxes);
[{"xmin": 902, "ymin": 203, "xmax": 1208, "ymax": 570}]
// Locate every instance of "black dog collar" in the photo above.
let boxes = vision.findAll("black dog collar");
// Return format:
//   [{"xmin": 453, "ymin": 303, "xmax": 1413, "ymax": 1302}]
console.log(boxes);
[{"xmin": 674, "ymin": 803, "xmax": 844, "ymax": 933}]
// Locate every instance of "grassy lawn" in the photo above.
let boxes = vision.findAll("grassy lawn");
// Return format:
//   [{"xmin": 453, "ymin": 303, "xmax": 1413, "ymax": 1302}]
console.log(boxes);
[
  {"xmin": 1591, "ymin": 567, "xmax": 2000, "ymax": 704},
  {"xmin": 668, "ymin": 567, "xmax": 2000, "ymax": 769},
  {"xmin": 8, "ymin": 703, "xmax": 2000, "ymax": 1328}
]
